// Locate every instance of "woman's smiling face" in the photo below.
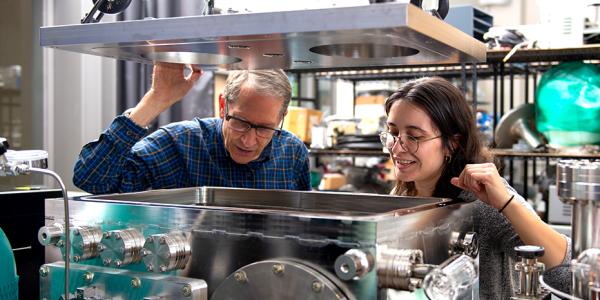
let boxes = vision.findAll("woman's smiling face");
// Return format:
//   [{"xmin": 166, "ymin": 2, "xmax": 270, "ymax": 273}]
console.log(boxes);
[{"xmin": 387, "ymin": 100, "xmax": 448, "ymax": 196}]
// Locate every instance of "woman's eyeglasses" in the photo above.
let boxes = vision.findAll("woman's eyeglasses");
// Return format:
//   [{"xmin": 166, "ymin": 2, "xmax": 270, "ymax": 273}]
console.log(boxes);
[{"xmin": 379, "ymin": 131, "xmax": 441, "ymax": 153}]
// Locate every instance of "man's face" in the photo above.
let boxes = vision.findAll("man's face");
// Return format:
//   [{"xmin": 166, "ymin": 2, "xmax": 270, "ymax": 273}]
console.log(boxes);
[{"xmin": 220, "ymin": 84, "xmax": 284, "ymax": 164}]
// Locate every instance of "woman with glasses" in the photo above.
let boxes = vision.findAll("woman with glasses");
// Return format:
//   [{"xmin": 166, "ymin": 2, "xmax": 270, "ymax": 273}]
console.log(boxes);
[{"xmin": 382, "ymin": 76, "xmax": 570, "ymax": 298}]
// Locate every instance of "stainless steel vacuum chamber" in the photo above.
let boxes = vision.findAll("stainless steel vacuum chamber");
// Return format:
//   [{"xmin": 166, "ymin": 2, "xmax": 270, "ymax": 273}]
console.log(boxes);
[{"xmin": 39, "ymin": 187, "xmax": 479, "ymax": 300}]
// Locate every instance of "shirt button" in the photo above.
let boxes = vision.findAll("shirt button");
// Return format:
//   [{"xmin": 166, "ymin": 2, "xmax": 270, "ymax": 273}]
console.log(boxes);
[
  {"xmin": 126, "ymin": 130, "xmax": 133, "ymax": 135},
  {"xmin": 246, "ymin": 172, "xmax": 251, "ymax": 177}
]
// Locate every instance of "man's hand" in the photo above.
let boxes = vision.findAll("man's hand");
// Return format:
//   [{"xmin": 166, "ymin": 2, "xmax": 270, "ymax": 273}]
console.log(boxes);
[{"xmin": 129, "ymin": 65, "xmax": 203, "ymax": 127}]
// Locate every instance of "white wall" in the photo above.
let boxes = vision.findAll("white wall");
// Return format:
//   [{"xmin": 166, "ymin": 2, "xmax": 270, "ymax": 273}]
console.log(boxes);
[{"xmin": 43, "ymin": 1, "xmax": 117, "ymax": 191}]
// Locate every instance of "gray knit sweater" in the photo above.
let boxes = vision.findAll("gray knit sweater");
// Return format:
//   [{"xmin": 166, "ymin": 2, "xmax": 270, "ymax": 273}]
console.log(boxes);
[{"xmin": 458, "ymin": 181, "xmax": 572, "ymax": 299}]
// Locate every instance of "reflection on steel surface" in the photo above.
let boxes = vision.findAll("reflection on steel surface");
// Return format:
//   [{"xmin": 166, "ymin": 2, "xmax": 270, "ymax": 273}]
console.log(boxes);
[
  {"xmin": 41, "ymin": 187, "xmax": 479, "ymax": 299},
  {"xmin": 40, "ymin": 262, "xmax": 207, "ymax": 300},
  {"xmin": 39, "ymin": 3, "xmax": 485, "ymax": 70}
]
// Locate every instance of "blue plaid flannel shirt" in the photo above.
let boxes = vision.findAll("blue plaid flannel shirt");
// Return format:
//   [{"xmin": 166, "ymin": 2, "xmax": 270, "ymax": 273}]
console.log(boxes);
[{"xmin": 73, "ymin": 116, "xmax": 311, "ymax": 194}]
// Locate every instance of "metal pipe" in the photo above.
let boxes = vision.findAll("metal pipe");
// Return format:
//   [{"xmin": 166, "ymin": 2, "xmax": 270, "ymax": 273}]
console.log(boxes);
[{"xmin": 30, "ymin": 167, "xmax": 70, "ymax": 299}]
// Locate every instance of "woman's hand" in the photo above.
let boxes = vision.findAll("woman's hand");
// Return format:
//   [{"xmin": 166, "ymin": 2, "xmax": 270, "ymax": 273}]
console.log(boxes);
[{"xmin": 450, "ymin": 163, "xmax": 513, "ymax": 210}]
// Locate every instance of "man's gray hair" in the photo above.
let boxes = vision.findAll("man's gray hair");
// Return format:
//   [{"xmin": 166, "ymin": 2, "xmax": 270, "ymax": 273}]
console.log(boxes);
[{"xmin": 221, "ymin": 69, "xmax": 292, "ymax": 117}]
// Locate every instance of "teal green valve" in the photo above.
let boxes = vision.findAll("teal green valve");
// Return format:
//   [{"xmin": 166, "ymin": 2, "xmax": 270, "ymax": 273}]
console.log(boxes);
[{"xmin": 0, "ymin": 228, "xmax": 18, "ymax": 300}]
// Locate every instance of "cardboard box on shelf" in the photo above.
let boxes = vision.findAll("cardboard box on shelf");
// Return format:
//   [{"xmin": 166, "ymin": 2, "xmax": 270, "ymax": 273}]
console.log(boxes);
[
  {"xmin": 355, "ymin": 95, "xmax": 387, "ymax": 106},
  {"xmin": 283, "ymin": 107, "xmax": 322, "ymax": 143},
  {"xmin": 322, "ymin": 173, "xmax": 346, "ymax": 190}
]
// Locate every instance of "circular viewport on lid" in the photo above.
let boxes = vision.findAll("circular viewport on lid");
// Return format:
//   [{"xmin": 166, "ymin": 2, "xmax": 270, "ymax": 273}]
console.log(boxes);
[
  {"xmin": 141, "ymin": 52, "xmax": 242, "ymax": 65},
  {"xmin": 309, "ymin": 43, "xmax": 419, "ymax": 58}
]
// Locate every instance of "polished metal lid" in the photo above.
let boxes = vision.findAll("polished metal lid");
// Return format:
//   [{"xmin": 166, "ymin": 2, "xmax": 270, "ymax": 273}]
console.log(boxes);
[{"xmin": 40, "ymin": 2, "xmax": 485, "ymax": 71}]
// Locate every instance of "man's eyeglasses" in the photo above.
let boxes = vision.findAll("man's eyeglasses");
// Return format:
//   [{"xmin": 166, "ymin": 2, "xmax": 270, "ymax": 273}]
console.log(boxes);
[
  {"xmin": 225, "ymin": 101, "xmax": 283, "ymax": 139},
  {"xmin": 379, "ymin": 131, "xmax": 441, "ymax": 153}
]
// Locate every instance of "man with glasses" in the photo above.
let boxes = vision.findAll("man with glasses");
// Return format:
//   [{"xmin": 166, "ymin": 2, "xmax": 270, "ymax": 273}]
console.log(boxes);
[{"xmin": 73, "ymin": 66, "xmax": 310, "ymax": 194}]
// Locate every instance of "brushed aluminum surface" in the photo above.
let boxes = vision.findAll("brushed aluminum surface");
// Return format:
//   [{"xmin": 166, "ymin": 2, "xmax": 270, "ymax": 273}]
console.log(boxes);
[
  {"xmin": 44, "ymin": 187, "xmax": 479, "ymax": 299},
  {"xmin": 39, "ymin": 3, "xmax": 485, "ymax": 71}
]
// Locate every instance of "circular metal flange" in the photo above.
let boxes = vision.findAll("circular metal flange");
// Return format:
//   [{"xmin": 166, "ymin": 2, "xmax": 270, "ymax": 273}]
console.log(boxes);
[
  {"xmin": 99, "ymin": 228, "xmax": 144, "ymax": 268},
  {"xmin": 211, "ymin": 260, "xmax": 349, "ymax": 300},
  {"xmin": 142, "ymin": 232, "xmax": 191, "ymax": 273},
  {"xmin": 309, "ymin": 44, "xmax": 419, "ymax": 59},
  {"xmin": 141, "ymin": 52, "xmax": 242, "ymax": 65},
  {"xmin": 57, "ymin": 226, "xmax": 103, "ymax": 262}
]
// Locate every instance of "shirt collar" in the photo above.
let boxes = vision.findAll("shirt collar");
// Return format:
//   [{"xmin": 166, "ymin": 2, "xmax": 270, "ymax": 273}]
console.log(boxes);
[{"xmin": 216, "ymin": 118, "xmax": 274, "ymax": 164}]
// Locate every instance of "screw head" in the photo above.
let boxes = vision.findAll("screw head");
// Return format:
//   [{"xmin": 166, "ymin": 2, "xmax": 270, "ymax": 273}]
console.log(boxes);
[
  {"xmin": 182, "ymin": 285, "xmax": 192, "ymax": 298},
  {"xmin": 82, "ymin": 272, "xmax": 94, "ymax": 283},
  {"xmin": 114, "ymin": 233, "xmax": 121, "ymax": 240},
  {"xmin": 272, "ymin": 263, "xmax": 284, "ymax": 276},
  {"xmin": 56, "ymin": 240, "xmax": 64, "ymax": 247},
  {"xmin": 159, "ymin": 265, "xmax": 167, "ymax": 273},
  {"xmin": 120, "ymin": 247, "xmax": 125, "ymax": 254},
  {"xmin": 73, "ymin": 229, "xmax": 80, "ymax": 236},
  {"xmin": 312, "ymin": 281, "xmax": 323, "ymax": 293},
  {"xmin": 141, "ymin": 248, "xmax": 148, "ymax": 256},
  {"xmin": 146, "ymin": 235, "xmax": 154, "ymax": 243},
  {"xmin": 164, "ymin": 252, "xmax": 171, "ymax": 259},
  {"xmin": 39, "ymin": 266, "xmax": 49, "ymax": 277},
  {"xmin": 103, "ymin": 231, "xmax": 111, "ymax": 239},
  {"xmin": 103, "ymin": 258, "xmax": 111, "ymax": 266},
  {"xmin": 114, "ymin": 260, "xmax": 122, "ymax": 268},
  {"xmin": 158, "ymin": 237, "xmax": 166, "ymax": 244},
  {"xmin": 234, "ymin": 271, "xmax": 247, "ymax": 284},
  {"xmin": 130, "ymin": 277, "xmax": 141, "ymax": 289},
  {"xmin": 78, "ymin": 242, "xmax": 84, "ymax": 249},
  {"xmin": 74, "ymin": 255, "xmax": 81, "ymax": 262},
  {"xmin": 97, "ymin": 244, "xmax": 105, "ymax": 252},
  {"xmin": 146, "ymin": 264, "xmax": 154, "ymax": 272}
]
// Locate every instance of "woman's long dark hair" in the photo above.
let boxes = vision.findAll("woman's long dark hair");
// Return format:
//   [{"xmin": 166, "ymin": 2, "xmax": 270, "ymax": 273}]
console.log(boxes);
[{"xmin": 385, "ymin": 76, "xmax": 496, "ymax": 198}]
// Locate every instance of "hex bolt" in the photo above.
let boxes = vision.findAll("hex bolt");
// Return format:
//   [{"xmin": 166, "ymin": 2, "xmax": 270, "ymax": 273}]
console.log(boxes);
[
  {"xmin": 73, "ymin": 229, "xmax": 80, "ymax": 236},
  {"xmin": 234, "ymin": 271, "xmax": 247, "ymax": 284},
  {"xmin": 82, "ymin": 272, "xmax": 94, "ymax": 283},
  {"xmin": 312, "ymin": 281, "xmax": 323, "ymax": 293},
  {"xmin": 130, "ymin": 277, "xmax": 141, "ymax": 289},
  {"xmin": 76, "ymin": 289, "xmax": 84, "ymax": 298},
  {"xmin": 272, "ymin": 263, "xmax": 284, "ymax": 276},
  {"xmin": 39, "ymin": 266, "xmax": 49, "ymax": 277},
  {"xmin": 103, "ymin": 231, "xmax": 111, "ymax": 239},
  {"xmin": 114, "ymin": 260, "xmax": 122, "ymax": 268},
  {"xmin": 56, "ymin": 240, "xmax": 64, "ymax": 247},
  {"xmin": 78, "ymin": 242, "xmax": 84, "ymax": 249},
  {"xmin": 97, "ymin": 244, "xmax": 105, "ymax": 252},
  {"xmin": 146, "ymin": 235, "xmax": 154, "ymax": 243},
  {"xmin": 164, "ymin": 252, "xmax": 171, "ymax": 259},
  {"xmin": 158, "ymin": 237, "xmax": 166, "ymax": 244},
  {"xmin": 120, "ymin": 247, "xmax": 125, "ymax": 254},
  {"xmin": 141, "ymin": 248, "xmax": 148, "ymax": 256},
  {"xmin": 159, "ymin": 265, "xmax": 167, "ymax": 273},
  {"xmin": 146, "ymin": 264, "xmax": 154, "ymax": 272},
  {"xmin": 103, "ymin": 259, "xmax": 111, "ymax": 266},
  {"xmin": 74, "ymin": 255, "xmax": 81, "ymax": 262},
  {"xmin": 114, "ymin": 233, "xmax": 121, "ymax": 240},
  {"xmin": 182, "ymin": 285, "xmax": 192, "ymax": 298}
]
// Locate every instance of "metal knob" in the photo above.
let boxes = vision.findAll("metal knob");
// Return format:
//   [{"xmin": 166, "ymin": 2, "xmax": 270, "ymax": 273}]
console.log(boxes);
[
  {"xmin": 514, "ymin": 245, "xmax": 545, "ymax": 296},
  {"xmin": 38, "ymin": 223, "xmax": 64, "ymax": 246},
  {"xmin": 334, "ymin": 249, "xmax": 373, "ymax": 281}
]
